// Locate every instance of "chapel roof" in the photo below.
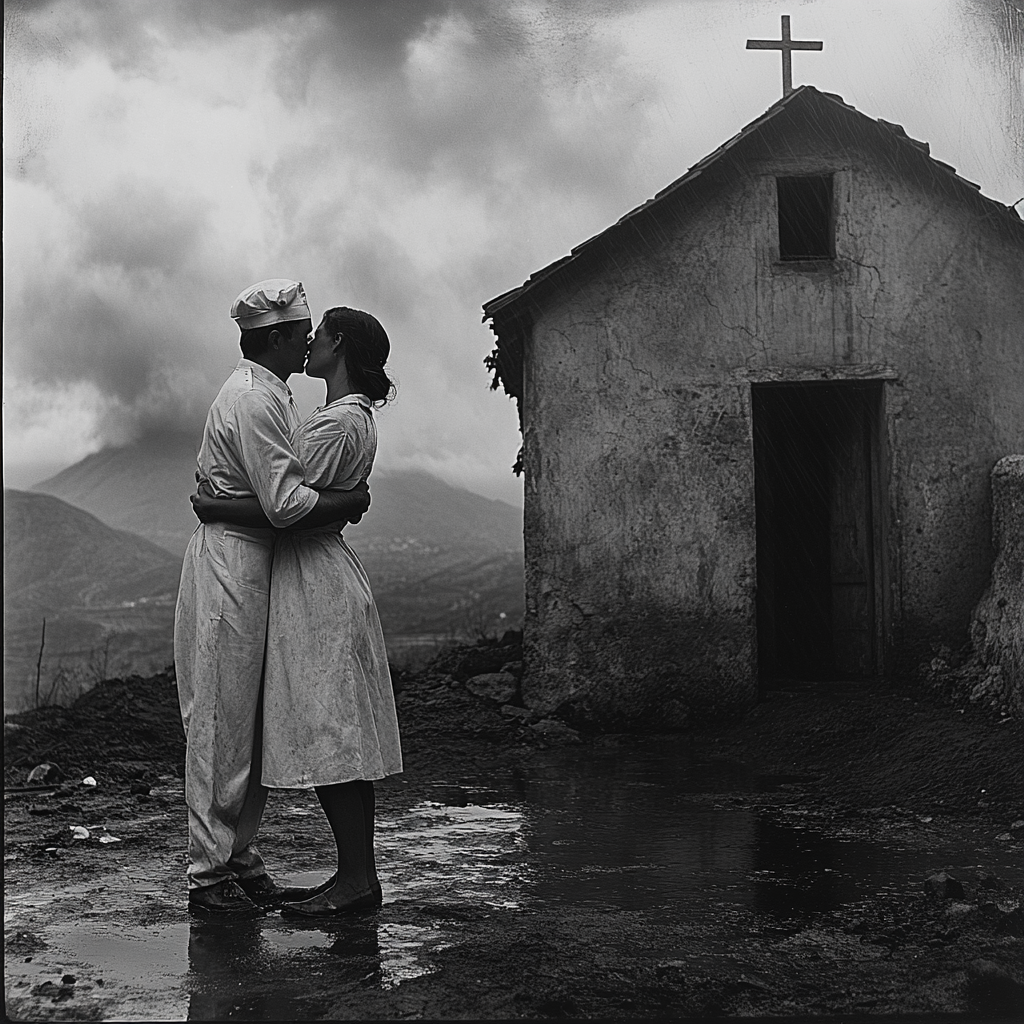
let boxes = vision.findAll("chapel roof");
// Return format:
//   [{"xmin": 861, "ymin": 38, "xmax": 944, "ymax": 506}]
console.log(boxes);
[{"xmin": 482, "ymin": 85, "xmax": 1023, "ymax": 411}]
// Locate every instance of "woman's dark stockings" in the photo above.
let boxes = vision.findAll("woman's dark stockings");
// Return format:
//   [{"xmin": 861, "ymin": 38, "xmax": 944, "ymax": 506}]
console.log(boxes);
[{"xmin": 314, "ymin": 780, "xmax": 378, "ymax": 901}]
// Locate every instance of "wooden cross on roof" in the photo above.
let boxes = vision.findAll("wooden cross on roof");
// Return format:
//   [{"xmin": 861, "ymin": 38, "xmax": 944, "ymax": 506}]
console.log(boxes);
[{"xmin": 746, "ymin": 15, "xmax": 823, "ymax": 97}]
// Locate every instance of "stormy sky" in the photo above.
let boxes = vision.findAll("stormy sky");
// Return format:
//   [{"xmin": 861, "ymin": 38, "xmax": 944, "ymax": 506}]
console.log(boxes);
[{"xmin": 4, "ymin": 0, "xmax": 1022, "ymax": 504}]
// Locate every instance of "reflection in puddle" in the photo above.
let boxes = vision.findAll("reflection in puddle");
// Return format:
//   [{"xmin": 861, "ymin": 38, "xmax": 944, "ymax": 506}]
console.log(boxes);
[
  {"xmin": 5, "ymin": 920, "xmax": 190, "ymax": 1022},
  {"xmin": 377, "ymin": 922, "xmax": 451, "ymax": 989},
  {"xmin": 7, "ymin": 740, "xmax": 1022, "ymax": 1020},
  {"xmin": 378, "ymin": 801, "xmax": 529, "ymax": 911}
]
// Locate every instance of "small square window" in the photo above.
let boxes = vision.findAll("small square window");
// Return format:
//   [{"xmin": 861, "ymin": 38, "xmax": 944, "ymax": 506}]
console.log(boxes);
[{"xmin": 777, "ymin": 175, "xmax": 834, "ymax": 260}]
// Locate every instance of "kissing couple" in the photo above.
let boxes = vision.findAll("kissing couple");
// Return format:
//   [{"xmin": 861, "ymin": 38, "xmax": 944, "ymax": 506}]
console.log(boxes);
[{"xmin": 174, "ymin": 278, "xmax": 403, "ymax": 918}]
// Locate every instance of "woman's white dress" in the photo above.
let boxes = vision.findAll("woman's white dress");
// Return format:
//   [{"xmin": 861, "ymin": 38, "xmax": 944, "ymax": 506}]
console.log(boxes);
[{"xmin": 261, "ymin": 394, "xmax": 403, "ymax": 788}]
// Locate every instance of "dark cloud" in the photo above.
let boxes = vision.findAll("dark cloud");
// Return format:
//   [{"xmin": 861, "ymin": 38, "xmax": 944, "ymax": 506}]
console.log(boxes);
[
  {"xmin": 6, "ymin": 177, "xmax": 231, "ymax": 442},
  {"xmin": 6, "ymin": 0, "xmax": 491, "ymax": 79},
  {"xmin": 8, "ymin": 0, "xmax": 1016, "ymax": 498},
  {"xmin": 3, "ymin": 0, "xmax": 672, "ymax": 470}
]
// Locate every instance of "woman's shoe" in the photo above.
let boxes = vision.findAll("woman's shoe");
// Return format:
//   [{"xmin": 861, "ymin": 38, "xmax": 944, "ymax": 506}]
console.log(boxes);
[
  {"xmin": 279, "ymin": 888, "xmax": 380, "ymax": 918},
  {"xmin": 290, "ymin": 873, "xmax": 383, "ymax": 905}
]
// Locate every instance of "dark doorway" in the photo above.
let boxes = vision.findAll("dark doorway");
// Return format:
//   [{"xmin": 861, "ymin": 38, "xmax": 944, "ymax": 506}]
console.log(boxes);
[{"xmin": 753, "ymin": 382, "xmax": 884, "ymax": 683}]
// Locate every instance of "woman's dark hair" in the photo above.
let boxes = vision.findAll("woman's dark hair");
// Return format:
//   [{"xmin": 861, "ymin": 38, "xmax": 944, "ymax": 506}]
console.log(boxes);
[
  {"xmin": 239, "ymin": 319, "xmax": 305, "ymax": 360},
  {"xmin": 322, "ymin": 306, "xmax": 396, "ymax": 405}
]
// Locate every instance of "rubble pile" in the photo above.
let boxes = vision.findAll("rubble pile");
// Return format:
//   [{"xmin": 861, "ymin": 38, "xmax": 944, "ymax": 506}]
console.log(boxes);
[
  {"xmin": 4, "ymin": 670, "xmax": 183, "ymax": 788},
  {"xmin": 3, "ymin": 633, "xmax": 585, "ymax": 789},
  {"xmin": 393, "ymin": 630, "xmax": 581, "ymax": 750}
]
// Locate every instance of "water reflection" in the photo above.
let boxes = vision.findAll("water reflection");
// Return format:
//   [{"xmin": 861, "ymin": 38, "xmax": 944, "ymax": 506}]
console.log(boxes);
[
  {"xmin": 187, "ymin": 916, "xmax": 383, "ymax": 1021},
  {"xmin": 376, "ymin": 801, "xmax": 530, "ymax": 912},
  {"xmin": 510, "ymin": 740, "xmax": 757, "ymax": 913},
  {"xmin": 8, "ymin": 738, "xmax": 1023, "ymax": 1021}
]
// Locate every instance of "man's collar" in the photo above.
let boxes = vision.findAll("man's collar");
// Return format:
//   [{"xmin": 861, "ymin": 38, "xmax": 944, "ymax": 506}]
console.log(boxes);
[{"xmin": 237, "ymin": 359, "xmax": 293, "ymax": 397}]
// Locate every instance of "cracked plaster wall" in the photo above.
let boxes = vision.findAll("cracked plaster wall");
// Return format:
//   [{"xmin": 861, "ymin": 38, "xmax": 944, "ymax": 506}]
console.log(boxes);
[{"xmin": 521, "ymin": 127, "xmax": 1024, "ymax": 728}]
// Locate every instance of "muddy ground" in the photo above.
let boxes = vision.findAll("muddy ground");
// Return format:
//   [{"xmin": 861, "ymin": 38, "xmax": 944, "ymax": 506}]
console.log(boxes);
[{"xmin": 4, "ymin": 636, "xmax": 1024, "ymax": 1021}]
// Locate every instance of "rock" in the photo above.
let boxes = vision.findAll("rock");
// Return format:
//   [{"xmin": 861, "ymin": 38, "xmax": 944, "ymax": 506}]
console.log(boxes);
[
  {"xmin": 500, "ymin": 704, "xmax": 532, "ymax": 721},
  {"xmin": 6, "ymin": 931, "xmax": 45, "ymax": 955},
  {"xmin": 995, "ymin": 906, "xmax": 1024, "ymax": 937},
  {"xmin": 31, "ymin": 981, "xmax": 73, "ymax": 1002},
  {"xmin": 530, "ymin": 718, "xmax": 582, "ymax": 744},
  {"xmin": 965, "ymin": 958, "xmax": 1024, "ymax": 1017},
  {"xmin": 70, "ymin": 826, "xmax": 90, "ymax": 841},
  {"xmin": 977, "ymin": 871, "xmax": 1002, "ymax": 890},
  {"xmin": 465, "ymin": 672, "xmax": 519, "ymax": 705},
  {"xmin": 436, "ymin": 644, "xmax": 522, "ymax": 682},
  {"xmin": 500, "ymin": 660, "xmax": 524, "ymax": 678},
  {"xmin": 944, "ymin": 902, "xmax": 979, "ymax": 925},
  {"xmin": 130, "ymin": 782, "xmax": 151, "ymax": 796},
  {"xmin": 26, "ymin": 763, "xmax": 62, "ymax": 786},
  {"xmin": 925, "ymin": 871, "xmax": 965, "ymax": 899}
]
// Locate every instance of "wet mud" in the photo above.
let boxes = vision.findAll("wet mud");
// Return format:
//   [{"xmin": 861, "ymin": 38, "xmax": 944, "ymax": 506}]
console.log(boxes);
[{"xmin": 5, "ymin": 649, "xmax": 1024, "ymax": 1020}]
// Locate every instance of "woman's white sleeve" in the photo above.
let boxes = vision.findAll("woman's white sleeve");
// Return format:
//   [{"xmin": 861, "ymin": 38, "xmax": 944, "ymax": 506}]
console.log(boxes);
[{"xmin": 296, "ymin": 417, "xmax": 351, "ymax": 490}]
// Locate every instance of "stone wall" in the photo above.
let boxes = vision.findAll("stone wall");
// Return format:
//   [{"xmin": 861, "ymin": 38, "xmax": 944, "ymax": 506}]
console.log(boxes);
[{"xmin": 923, "ymin": 456, "xmax": 1024, "ymax": 719}]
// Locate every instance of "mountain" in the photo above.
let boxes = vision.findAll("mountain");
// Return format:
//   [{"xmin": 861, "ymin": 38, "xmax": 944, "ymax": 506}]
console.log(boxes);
[
  {"xmin": 31, "ymin": 431, "xmax": 202, "ymax": 556},
  {"xmin": 20, "ymin": 437, "xmax": 525, "ymax": 695},
  {"xmin": 4, "ymin": 490, "xmax": 181, "ymax": 610},
  {"xmin": 4, "ymin": 490, "xmax": 182, "ymax": 711},
  {"xmin": 32, "ymin": 433, "xmax": 523, "ymax": 557}
]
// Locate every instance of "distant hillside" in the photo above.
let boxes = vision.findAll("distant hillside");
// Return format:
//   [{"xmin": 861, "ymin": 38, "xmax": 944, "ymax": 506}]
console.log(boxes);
[
  {"xmin": 33, "ymin": 434, "xmax": 523, "ymax": 557},
  {"xmin": 347, "ymin": 469, "xmax": 523, "ymax": 554},
  {"xmin": 4, "ymin": 490, "xmax": 181, "ymax": 610},
  {"xmin": 32, "ymin": 431, "xmax": 201, "ymax": 556},
  {"xmin": 4, "ymin": 490, "xmax": 182, "ymax": 711},
  {"xmin": 17, "ymin": 439, "xmax": 524, "ymax": 702}
]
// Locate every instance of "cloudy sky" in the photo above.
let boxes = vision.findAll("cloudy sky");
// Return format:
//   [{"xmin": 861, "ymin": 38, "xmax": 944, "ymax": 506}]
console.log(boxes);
[{"xmin": 4, "ymin": 0, "xmax": 1022, "ymax": 505}]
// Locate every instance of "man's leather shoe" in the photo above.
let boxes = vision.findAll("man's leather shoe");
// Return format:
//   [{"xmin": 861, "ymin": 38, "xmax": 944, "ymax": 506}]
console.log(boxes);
[
  {"xmin": 188, "ymin": 880, "xmax": 263, "ymax": 916},
  {"xmin": 238, "ymin": 873, "xmax": 322, "ymax": 907}
]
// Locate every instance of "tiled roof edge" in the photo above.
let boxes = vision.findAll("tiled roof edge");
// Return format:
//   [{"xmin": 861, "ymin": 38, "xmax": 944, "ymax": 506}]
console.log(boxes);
[{"xmin": 482, "ymin": 86, "xmax": 1022, "ymax": 322}]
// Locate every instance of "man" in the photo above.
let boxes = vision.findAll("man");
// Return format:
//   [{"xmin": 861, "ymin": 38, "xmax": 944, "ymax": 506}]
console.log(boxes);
[{"xmin": 174, "ymin": 279, "xmax": 369, "ymax": 915}]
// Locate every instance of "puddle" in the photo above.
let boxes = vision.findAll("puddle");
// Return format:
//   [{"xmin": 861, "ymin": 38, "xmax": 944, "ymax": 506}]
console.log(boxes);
[
  {"xmin": 5, "ymin": 920, "xmax": 190, "ymax": 1021},
  {"xmin": 508, "ymin": 741, "xmax": 1024, "ymax": 918},
  {"xmin": 6, "ymin": 739, "xmax": 1022, "ymax": 1019},
  {"xmin": 377, "ymin": 801, "xmax": 530, "ymax": 911}
]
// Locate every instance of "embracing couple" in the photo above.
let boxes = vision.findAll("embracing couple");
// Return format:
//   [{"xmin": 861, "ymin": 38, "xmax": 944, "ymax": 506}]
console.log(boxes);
[{"xmin": 173, "ymin": 279, "xmax": 402, "ymax": 919}]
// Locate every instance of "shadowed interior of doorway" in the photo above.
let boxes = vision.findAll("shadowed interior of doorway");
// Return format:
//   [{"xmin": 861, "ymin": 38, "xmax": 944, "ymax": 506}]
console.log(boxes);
[{"xmin": 753, "ymin": 381, "xmax": 884, "ymax": 686}]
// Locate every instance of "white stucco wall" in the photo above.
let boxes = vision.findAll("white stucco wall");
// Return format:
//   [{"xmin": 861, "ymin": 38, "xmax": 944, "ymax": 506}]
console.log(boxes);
[{"xmin": 519, "ymin": 116, "xmax": 1024, "ymax": 729}]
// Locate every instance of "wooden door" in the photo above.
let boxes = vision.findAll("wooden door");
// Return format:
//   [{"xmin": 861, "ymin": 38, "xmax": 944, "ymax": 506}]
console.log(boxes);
[{"xmin": 827, "ymin": 394, "xmax": 875, "ymax": 678}]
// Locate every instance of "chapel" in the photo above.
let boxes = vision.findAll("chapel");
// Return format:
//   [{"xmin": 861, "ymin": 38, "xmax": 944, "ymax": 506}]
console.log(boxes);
[{"xmin": 483, "ymin": 84, "xmax": 1024, "ymax": 729}]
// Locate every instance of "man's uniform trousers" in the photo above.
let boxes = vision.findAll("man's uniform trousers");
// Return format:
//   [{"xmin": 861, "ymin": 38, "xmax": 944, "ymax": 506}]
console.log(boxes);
[{"xmin": 174, "ymin": 522, "xmax": 276, "ymax": 890}]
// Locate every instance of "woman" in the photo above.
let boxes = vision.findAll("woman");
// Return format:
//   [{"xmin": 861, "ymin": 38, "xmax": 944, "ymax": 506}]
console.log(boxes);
[{"xmin": 193, "ymin": 306, "xmax": 402, "ymax": 917}]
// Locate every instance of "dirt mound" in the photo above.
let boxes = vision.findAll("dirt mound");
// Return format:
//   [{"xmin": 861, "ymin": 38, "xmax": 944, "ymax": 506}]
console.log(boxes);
[
  {"xmin": 5, "ymin": 639, "xmax": 1021, "ymax": 823},
  {"xmin": 419, "ymin": 630, "xmax": 523, "ymax": 681},
  {"xmin": 4, "ymin": 670, "xmax": 184, "ymax": 787}
]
